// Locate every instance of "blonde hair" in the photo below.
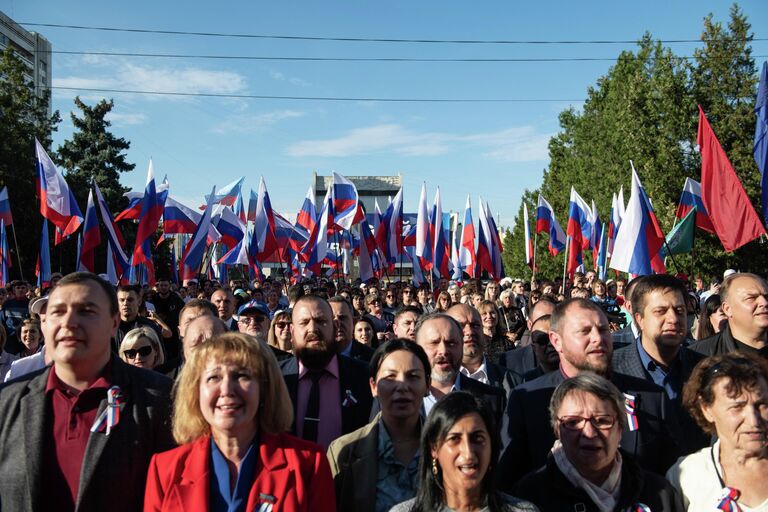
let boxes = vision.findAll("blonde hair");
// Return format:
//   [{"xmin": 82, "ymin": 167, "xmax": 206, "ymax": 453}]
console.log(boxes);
[
  {"xmin": 172, "ymin": 332, "xmax": 294, "ymax": 444},
  {"xmin": 120, "ymin": 327, "xmax": 165, "ymax": 366}
]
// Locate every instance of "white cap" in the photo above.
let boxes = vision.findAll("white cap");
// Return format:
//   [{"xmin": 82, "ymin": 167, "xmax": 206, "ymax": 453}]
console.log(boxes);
[{"xmin": 723, "ymin": 269, "xmax": 737, "ymax": 278}]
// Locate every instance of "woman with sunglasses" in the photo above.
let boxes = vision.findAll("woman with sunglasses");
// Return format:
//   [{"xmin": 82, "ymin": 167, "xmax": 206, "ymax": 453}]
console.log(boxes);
[
  {"xmin": 667, "ymin": 352, "xmax": 768, "ymax": 511},
  {"xmin": 514, "ymin": 374, "xmax": 683, "ymax": 511},
  {"xmin": 119, "ymin": 326, "xmax": 165, "ymax": 371},
  {"xmin": 267, "ymin": 309, "xmax": 293, "ymax": 353}
]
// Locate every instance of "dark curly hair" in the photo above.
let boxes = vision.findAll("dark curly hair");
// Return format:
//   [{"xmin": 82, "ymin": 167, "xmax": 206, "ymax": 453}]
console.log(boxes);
[{"xmin": 683, "ymin": 352, "xmax": 768, "ymax": 435}]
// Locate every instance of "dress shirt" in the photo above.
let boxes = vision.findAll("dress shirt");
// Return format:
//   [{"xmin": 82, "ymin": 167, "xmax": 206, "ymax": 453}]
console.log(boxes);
[
  {"xmin": 423, "ymin": 374, "xmax": 460, "ymax": 417},
  {"xmin": 636, "ymin": 339, "xmax": 683, "ymax": 401},
  {"xmin": 375, "ymin": 420, "xmax": 420, "ymax": 512},
  {"xmin": 42, "ymin": 366, "xmax": 111, "ymax": 511},
  {"xmin": 460, "ymin": 358, "xmax": 490, "ymax": 385},
  {"xmin": 210, "ymin": 437, "xmax": 259, "ymax": 512},
  {"xmin": 296, "ymin": 355, "xmax": 342, "ymax": 448}
]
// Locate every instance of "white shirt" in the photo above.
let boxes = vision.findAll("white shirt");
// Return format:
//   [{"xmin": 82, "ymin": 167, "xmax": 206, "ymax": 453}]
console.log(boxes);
[
  {"xmin": 4, "ymin": 349, "xmax": 47, "ymax": 382},
  {"xmin": 423, "ymin": 374, "xmax": 461, "ymax": 417},
  {"xmin": 460, "ymin": 358, "xmax": 490, "ymax": 385}
]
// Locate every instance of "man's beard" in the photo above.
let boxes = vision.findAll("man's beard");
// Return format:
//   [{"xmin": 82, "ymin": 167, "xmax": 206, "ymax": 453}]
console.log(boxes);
[
  {"xmin": 296, "ymin": 336, "xmax": 338, "ymax": 370},
  {"xmin": 431, "ymin": 355, "xmax": 458, "ymax": 385}
]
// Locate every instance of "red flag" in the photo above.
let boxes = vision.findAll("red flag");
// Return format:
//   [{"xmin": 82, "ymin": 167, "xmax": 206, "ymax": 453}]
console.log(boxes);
[{"xmin": 698, "ymin": 106, "xmax": 766, "ymax": 252}]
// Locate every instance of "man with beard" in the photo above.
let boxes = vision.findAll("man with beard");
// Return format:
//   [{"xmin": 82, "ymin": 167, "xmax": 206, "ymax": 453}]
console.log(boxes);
[
  {"xmin": 414, "ymin": 313, "xmax": 504, "ymax": 422},
  {"xmin": 448, "ymin": 304, "xmax": 516, "ymax": 400},
  {"xmin": 328, "ymin": 296, "xmax": 374, "ymax": 363},
  {"xmin": 280, "ymin": 295, "xmax": 372, "ymax": 448},
  {"xmin": 498, "ymin": 298, "xmax": 681, "ymax": 490}
]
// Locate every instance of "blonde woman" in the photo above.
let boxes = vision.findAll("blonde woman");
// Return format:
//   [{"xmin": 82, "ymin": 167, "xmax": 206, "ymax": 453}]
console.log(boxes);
[{"xmin": 119, "ymin": 327, "xmax": 165, "ymax": 371}]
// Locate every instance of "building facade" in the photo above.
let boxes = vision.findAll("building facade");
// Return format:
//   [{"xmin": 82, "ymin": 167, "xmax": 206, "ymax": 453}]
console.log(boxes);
[{"xmin": 0, "ymin": 11, "xmax": 52, "ymax": 114}]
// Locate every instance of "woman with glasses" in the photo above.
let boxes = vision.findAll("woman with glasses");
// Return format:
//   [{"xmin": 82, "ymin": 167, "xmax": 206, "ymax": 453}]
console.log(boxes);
[
  {"xmin": 119, "ymin": 326, "xmax": 165, "ymax": 371},
  {"xmin": 514, "ymin": 374, "xmax": 683, "ymax": 511},
  {"xmin": 391, "ymin": 391, "xmax": 538, "ymax": 512},
  {"xmin": 667, "ymin": 353, "xmax": 768, "ymax": 511},
  {"xmin": 267, "ymin": 309, "xmax": 293, "ymax": 353}
]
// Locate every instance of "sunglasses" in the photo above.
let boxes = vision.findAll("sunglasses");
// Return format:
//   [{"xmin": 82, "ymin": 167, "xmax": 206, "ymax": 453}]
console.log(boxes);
[
  {"xmin": 123, "ymin": 346, "xmax": 153, "ymax": 359},
  {"xmin": 274, "ymin": 321, "xmax": 291, "ymax": 329},
  {"xmin": 531, "ymin": 331, "xmax": 551, "ymax": 347},
  {"xmin": 239, "ymin": 316, "xmax": 266, "ymax": 325}
]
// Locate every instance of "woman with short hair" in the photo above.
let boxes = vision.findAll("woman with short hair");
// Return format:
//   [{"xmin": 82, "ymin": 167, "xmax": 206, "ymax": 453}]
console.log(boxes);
[
  {"xmin": 667, "ymin": 352, "xmax": 768, "ymax": 511},
  {"xmin": 144, "ymin": 332, "xmax": 335, "ymax": 511},
  {"xmin": 391, "ymin": 391, "xmax": 538, "ymax": 512},
  {"xmin": 514, "ymin": 373, "xmax": 683, "ymax": 511},
  {"xmin": 119, "ymin": 327, "xmax": 165, "ymax": 371}
]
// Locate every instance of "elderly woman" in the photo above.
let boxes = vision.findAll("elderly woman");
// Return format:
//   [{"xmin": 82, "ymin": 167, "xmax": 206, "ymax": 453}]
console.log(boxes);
[
  {"xmin": 119, "ymin": 327, "xmax": 165, "ymax": 371},
  {"xmin": 667, "ymin": 353, "xmax": 768, "ymax": 511},
  {"xmin": 267, "ymin": 309, "xmax": 293, "ymax": 353},
  {"xmin": 144, "ymin": 332, "xmax": 335, "ymax": 511},
  {"xmin": 328, "ymin": 339, "xmax": 430, "ymax": 512},
  {"xmin": 391, "ymin": 391, "xmax": 538, "ymax": 512},
  {"xmin": 18, "ymin": 318, "xmax": 43, "ymax": 358},
  {"xmin": 694, "ymin": 294, "xmax": 727, "ymax": 340},
  {"xmin": 514, "ymin": 374, "xmax": 683, "ymax": 511}
]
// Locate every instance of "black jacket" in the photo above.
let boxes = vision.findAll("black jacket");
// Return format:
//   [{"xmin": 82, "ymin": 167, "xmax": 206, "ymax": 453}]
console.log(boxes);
[
  {"xmin": 612, "ymin": 324, "xmax": 636, "ymax": 348},
  {"xmin": 499, "ymin": 345, "xmax": 536, "ymax": 379},
  {"xmin": 347, "ymin": 341, "xmax": 375, "ymax": 363},
  {"xmin": 690, "ymin": 324, "xmax": 768, "ymax": 358},
  {"xmin": 280, "ymin": 354, "xmax": 373, "ymax": 438},
  {"xmin": 499, "ymin": 369, "xmax": 681, "ymax": 490},
  {"xmin": 512, "ymin": 451, "xmax": 684, "ymax": 512}
]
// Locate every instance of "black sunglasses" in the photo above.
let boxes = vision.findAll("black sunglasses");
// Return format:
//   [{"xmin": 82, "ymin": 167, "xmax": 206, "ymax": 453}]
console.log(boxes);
[
  {"xmin": 531, "ymin": 331, "xmax": 551, "ymax": 347},
  {"xmin": 123, "ymin": 346, "xmax": 153, "ymax": 359}
]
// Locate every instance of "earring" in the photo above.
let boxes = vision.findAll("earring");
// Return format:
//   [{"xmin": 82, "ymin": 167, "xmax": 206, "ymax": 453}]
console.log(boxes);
[{"xmin": 432, "ymin": 458, "xmax": 438, "ymax": 476}]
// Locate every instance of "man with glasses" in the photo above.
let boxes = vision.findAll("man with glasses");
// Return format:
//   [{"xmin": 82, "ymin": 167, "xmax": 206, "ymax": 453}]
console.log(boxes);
[
  {"xmin": 498, "ymin": 298, "xmax": 680, "ymax": 489},
  {"xmin": 237, "ymin": 299, "xmax": 291, "ymax": 361},
  {"xmin": 364, "ymin": 294, "xmax": 393, "ymax": 344},
  {"xmin": 522, "ymin": 314, "xmax": 559, "ymax": 382},
  {"xmin": 382, "ymin": 286, "xmax": 399, "ymax": 315}
]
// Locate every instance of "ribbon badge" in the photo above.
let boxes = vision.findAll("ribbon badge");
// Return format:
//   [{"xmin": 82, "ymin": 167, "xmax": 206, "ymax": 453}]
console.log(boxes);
[
  {"xmin": 624, "ymin": 393, "xmax": 639, "ymax": 432},
  {"xmin": 90, "ymin": 386, "xmax": 123, "ymax": 435},
  {"xmin": 342, "ymin": 389, "xmax": 358, "ymax": 408},
  {"xmin": 257, "ymin": 493, "xmax": 277, "ymax": 512},
  {"xmin": 624, "ymin": 504, "xmax": 652, "ymax": 512},
  {"xmin": 717, "ymin": 487, "xmax": 742, "ymax": 512}
]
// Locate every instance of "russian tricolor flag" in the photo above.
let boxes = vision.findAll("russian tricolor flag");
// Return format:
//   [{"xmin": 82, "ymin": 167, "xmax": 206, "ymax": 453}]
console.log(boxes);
[
  {"xmin": 35, "ymin": 139, "xmax": 83, "ymax": 242},
  {"xmin": 302, "ymin": 186, "xmax": 331, "ymax": 276},
  {"xmin": 329, "ymin": 171, "xmax": 360, "ymax": 232},
  {"xmin": 0, "ymin": 220, "xmax": 10, "ymax": 287},
  {"xmin": 212, "ymin": 204, "xmax": 246, "ymax": 250},
  {"xmin": 566, "ymin": 187, "xmax": 592, "ymax": 273},
  {"xmin": 36, "ymin": 219, "xmax": 51, "ymax": 289},
  {"xmin": 79, "ymin": 186, "xmax": 101, "ymax": 273},
  {"xmin": 162, "ymin": 197, "xmax": 201, "ymax": 235},
  {"xmin": 431, "ymin": 187, "xmax": 451, "ymax": 278},
  {"xmin": 131, "ymin": 160, "xmax": 167, "ymax": 284},
  {"xmin": 675, "ymin": 177, "xmax": 715, "ymax": 233},
  {"xmin": 93, "ymin": 182, "xmax": 129, "ymax": 282},
  {"xmin": 609, "ymin": 165, "xmax": 666, "ymax": 276},
  {"xmin": 378, "ymin": 188, "xmax": 403, "ymax": 267},
  {"xmin": 203, "ymin": 177, "xmax": 244, "ymax": 208},
  {"xmin": 415, "ymin": 182, "xmax": 433, "ymax": 272},
  {"xmin": 181, "ymin": 186, "xmax": 216, "ymax": 280},
  {"xmin": 536, "ymin": 194, "xmax": 566, "ymax": 256},
  {"xmin": 250, "ymin": 176, "xmax": 279, "ymax": 262},
  {"xmin": 458, "ymin": 195, "xmax": 476, "ymax": 279},
  {"xmin": 0, "ymin": 186, "xmax": 13, "ymax": 227},
  {"xmin": 296, "ymin": 186, "xmax": 317, "ymax": 235}
]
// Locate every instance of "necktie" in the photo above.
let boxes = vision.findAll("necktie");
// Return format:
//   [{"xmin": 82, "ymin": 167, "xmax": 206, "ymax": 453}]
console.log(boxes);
[{"xmin": 302, "ymin": 369, "xmax": 324, "ymax": 442}]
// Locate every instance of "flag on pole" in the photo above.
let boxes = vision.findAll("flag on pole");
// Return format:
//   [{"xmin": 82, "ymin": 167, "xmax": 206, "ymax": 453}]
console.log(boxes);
[
  {"xmin": 330, "ymin": 172, "xmax": 360, "ymax": 231},
  {"xmin": 523, "ymin": 203, "xmax": 535, "ymax": 270},
  {"xmin": 458, "ymin": 195, "xmax": 476, "ymax": 278},
  {"xmin": 302, "ymin": 187, "xmax": 331, "ymax": 276},
  {"xmin": 203, "ymin": 177, "xmax": 244, "ymax": 208},
  {"xmin": 131, "ymin": 159, "xmax": 166, "ymax": 284},
  {"xmin": 675, "ymin": 178, "xmax": 715, "ymax": 233},
  {"xmin": 566, "ymin": 187, "xmax": 592, "ymax": 273},
  {"xmin": 536, "ymin": 194, "xmax": 566, "ymax": 256},
  {"xmin": 36, "ymin": 219, "xmax": 51, "ymax": 289},
  {"xmin": 212, "ymin": 204, "xmax": 246, "ymax": 250},
  {"xmin": 35, "ymin": 139, "xmax": 83, "ymax": 241},
  {"xmin": 661, "ymin": 207, "xmax": 696, "ymax": 257},
  {"xmin": 0, "ymin": 187, "xmax": 13, "ymax": 227},
  {"xmin": 477, "ymin": 198, "xmax": 504, "ymax": 279},
  {"xmin": 378, "ymin": 187, "xmax": 403, "ymax": 267},
  {"xmin": 415, "ymin": 182, "xmax": 433, "ymax": 271},
  {"xmin": 596, "ymin": 221, "xmax": 609, "ymax": 280},
  {"xmin": 250, "ymin": 176, "xmax": 279, "ymax": 262},
  {"xmin": 0, "ymin": 221, "xmax": 9, "ymax": 287},
  {"xmin": 431, "ymin": 187, "xmax": 451, "ymax": 278},
  {"xmin": 754, "ymin": 61, "xmax": 768, "ymax": 227},
  {"xmin": 181, "ymin": 187, "xmax": 216, "ymax": 281},
  {"xmin": 609, "ymin": 166, "xmax": 666, "ymax": 275},
  {"xmin": 698, "ymin": 105, "xmax": 766, "ymax": 251},
  {"xmin": 93, "ymin": 182, "xmax": 130, "ymax": 282},
  {"xmin": 79, "ymin": 186, "xmax": 101, "ymax": 273},
  {"xmin": 296, "ymin": 186, "xmax": 317, "ymax": 235}
]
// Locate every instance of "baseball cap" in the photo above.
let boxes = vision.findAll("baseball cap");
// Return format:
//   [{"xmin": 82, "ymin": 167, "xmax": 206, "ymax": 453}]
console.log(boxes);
[
  {"xmin": 237, "ymin": 300, "xmax": 270, "ymax": 317},
  {"xmin": 30, "ymin": 295, "xmax": 49, "ymax": 315}
]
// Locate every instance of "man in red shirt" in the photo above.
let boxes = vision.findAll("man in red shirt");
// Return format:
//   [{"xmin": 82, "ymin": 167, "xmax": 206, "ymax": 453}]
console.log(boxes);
[{"xmin": 0, "ymin": 272, "xmax": 175, "ymax": 512}]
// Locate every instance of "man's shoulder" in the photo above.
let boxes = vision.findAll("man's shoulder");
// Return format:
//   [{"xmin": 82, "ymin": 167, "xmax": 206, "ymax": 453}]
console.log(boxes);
[
  {"xmin": 0, "ymin": 365, "xmax": 49, "ymax": 396},
  {"xmin": 460, "ymin": 373, "xmax": 504, "ymax": 397},
  {"xmin": 612, "ymin": 370, "xmax": 665, "ymax": 395},
  {"xmin": 612, "ymin": 343, "xmax": 643, "ymax": 373},
  {"xmin": 514, "ymin": 369, "xmax": 563, "ymax": 393},
  {"xmin": 279, "ymin": 356, "xmax": 298, "ymax": 374},
  {"xmin": 689, "ymin": 332, "xmax": 723, "ymax": 356},
  {"xmin": 116, "ymin": 361, "xmax": 174, "ymax": 396}
]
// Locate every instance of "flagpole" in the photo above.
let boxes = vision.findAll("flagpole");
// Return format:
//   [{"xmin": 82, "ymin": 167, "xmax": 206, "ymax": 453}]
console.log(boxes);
[
  {"xmin": 9, "ymin": 224, "xmax": 24, "ymax": 281},
  {"xmin": 532, "ymin": 231, "xmax": 538, "ymax": 283},
  {"xmin": 334, "ymin": 229, "xmax": 341, "ymax": 287},
  {"xmin": 561, "ymin": 235, "xmax": 570, "ymax": 295}
]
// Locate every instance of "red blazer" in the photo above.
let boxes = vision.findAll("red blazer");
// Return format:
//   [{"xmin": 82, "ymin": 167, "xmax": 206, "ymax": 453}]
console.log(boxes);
[{"xmin": 144, "ymin": 432, "xmax": 335, "ymax": 512}]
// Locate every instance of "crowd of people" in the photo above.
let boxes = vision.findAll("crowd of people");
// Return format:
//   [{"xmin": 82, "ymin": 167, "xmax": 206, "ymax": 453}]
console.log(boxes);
[{"xmin": 0, "ymin": 267, "xmax": 766, "ymax": 511}]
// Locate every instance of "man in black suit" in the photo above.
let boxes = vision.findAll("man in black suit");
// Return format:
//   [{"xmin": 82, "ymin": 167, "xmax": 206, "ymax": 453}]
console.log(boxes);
[
  {"xmin": 280, "ymin": 295, "xmax": 373, "ymax": 449},
  {"xmin": 499, "ymin": 297, "xmax": 557, "ymax": 377},
  {"xmin": 447, "ymin": 303, "xmax": 517, "ymax": 401},
  {"xmin": 612, "ymin": 274, "xmax": 707, "ymax": 454},
  {"xmin": 498, "ymin": 298, "xmax": 681, "ymax": 491},
  {"xmin": 328, "ymin": 296, "xmax": 375, "ymax": 363},
  {"xmin": 414, "ymin": 312, "xmax": 505, "ymax": 423}
]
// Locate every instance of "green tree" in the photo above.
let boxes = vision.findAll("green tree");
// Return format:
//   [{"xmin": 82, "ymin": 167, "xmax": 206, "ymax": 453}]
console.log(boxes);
[{"xmin": 0, "ymin": 47, "xmax": 61, "ymax": 280}]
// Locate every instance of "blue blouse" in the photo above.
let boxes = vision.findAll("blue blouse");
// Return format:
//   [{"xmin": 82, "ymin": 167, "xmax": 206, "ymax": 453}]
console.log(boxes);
[{"xmin": 210, "ymin": 437, "xmax": 259, "ymax": 512}]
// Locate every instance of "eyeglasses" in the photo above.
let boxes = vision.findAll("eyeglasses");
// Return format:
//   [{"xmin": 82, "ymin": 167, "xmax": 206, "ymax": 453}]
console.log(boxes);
[
  {"xmin": 531, "ymin": 331, "xmax": 551, "ymax": 347},
  {"xmin": 274, "ymin": 321, "xmax": 291, "ymax": 329},
  {"xmin": 239, "ymin": 316, "xmax": 266, "ymax": 325},
  {"xmin": 558, "ymin": 415, "xmax": 617, "ymax": 431},
  {"xmin": 123, "ymin": 346, "xmax": 153, "ymax": 359}
]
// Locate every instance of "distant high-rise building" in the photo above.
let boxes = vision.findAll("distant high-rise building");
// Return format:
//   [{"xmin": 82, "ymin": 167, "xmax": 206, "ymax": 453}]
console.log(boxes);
[{"xmin": 0, "ymin": 10, "xmax": 52, "ymax": 114}]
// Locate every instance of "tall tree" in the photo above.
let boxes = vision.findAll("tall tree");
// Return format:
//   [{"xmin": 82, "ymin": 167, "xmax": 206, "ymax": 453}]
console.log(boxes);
[{"xmin": 0, "ymin": 47, "xmax": 61, "ymax": 279}]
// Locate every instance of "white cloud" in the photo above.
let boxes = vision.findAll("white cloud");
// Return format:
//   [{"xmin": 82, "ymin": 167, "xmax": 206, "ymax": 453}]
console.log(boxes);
[
  {"xmin": 105, "ymin": 112, "xmax": 147, "ymax": 126},
  {"xmin": 287, "ymin": 123, "xmax": 551, "ymax": 162},
  {"xmin": 268, "ymin": 69, "xmax": 311, "ymax": 87},
  {"xmin": 212, "ymin": 110, "xmax": 305, "ymax": 134}
]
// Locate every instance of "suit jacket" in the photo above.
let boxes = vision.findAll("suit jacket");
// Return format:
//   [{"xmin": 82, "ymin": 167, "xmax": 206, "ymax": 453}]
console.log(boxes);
[
  {"xmin": 612, "ymin": 342, "xmax": 709, "ymax": 454},
  {"xmin": 457, "ymin": 372, "xmax": 505, "ymax": 425},
  {"xmin": 280, "ymin": 354, "xmax": 373, "ymax": 439},
  {"xmin": 499, "ymin": 345, "xmax": 536, "ymax": 379},
  {"xmin": 612, "ymin": 323, "xmax": 637, "ymax": 348},
  {"xmin": 347, "ymin": 341, "xmax": 375, "ymax": 363},
  {"xmin": 326, "ymin": 415, "xmax": 382, "ymax": 512},
  {"xmin": 484, "ymin": 360, "xmax": 520, "ymax": 404},
  {"xmin": 0, "ymin": 357, "xmax": 175, "ymax": 512},
  {"xmin": 690, "ymin": 324, "xmax": 768, "ymax": 358},
  {"xmin": 498, "ymin": 369, "xmax": 680, "ymax": 491},
  {"xmin": 145, "ymin": 433, "xmax": 335, "ymax": 512}
]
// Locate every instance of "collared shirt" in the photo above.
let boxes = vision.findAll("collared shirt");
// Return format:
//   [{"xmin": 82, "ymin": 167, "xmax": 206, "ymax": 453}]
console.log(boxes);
[
  {"xmin": 296, "ymin": 355, "xmax": 342, "ymax": 449},
  {"xmin": 636, "ymin": 339, "xmax": 683, "ymax": 401},
  {"xmin": 210, "ymin": 437, "xmax": 259, "ymax": 512},
  {"xmin": 423, "ymin": 374, "xmax": 461, "ymax": 417},
  {"xmin": 42, "ymin": 365, "xmax": 111, "ymax": 511},
  {"xmin": 460, "ymin": 358, "xmax": 490, "ymax": 385},
  {"xmin": 375, "ymin": 420, "xmax": 420, "ymax": 512}
]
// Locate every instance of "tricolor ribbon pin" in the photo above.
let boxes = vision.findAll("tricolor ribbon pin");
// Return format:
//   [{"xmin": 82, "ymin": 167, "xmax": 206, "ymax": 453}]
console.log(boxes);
[
  {"xmin": 717, "ymin": 487, "xmax": 741, "ymax": 512},
  {"xmin": 90, "ymin": 385, "xmax": 123, "ymax": 435},
  {"xmin": 342, "ymin": 389, "xmax": 357, "ymax": 408},
  {"xmin": 624, "ymin": 393, "xmax": 639, "ymax": 432}
]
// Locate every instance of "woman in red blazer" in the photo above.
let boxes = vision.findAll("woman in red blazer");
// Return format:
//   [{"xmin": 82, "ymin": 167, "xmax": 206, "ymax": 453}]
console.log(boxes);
[{"xmin": 144, "ymin": 332, "xmax": 335, "ymax": 512}]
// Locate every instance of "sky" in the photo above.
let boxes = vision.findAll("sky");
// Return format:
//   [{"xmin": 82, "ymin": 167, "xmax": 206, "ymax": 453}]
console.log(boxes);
[{"xmin": 2, "ymin": 1, "xmax": 767, "ymax": 228}]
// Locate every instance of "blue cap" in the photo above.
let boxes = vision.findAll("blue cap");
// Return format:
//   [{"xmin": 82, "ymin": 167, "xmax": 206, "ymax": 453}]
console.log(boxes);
[{"xmin": 237, "ymin": 300, "xmax": 270, "ymax": 317}]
